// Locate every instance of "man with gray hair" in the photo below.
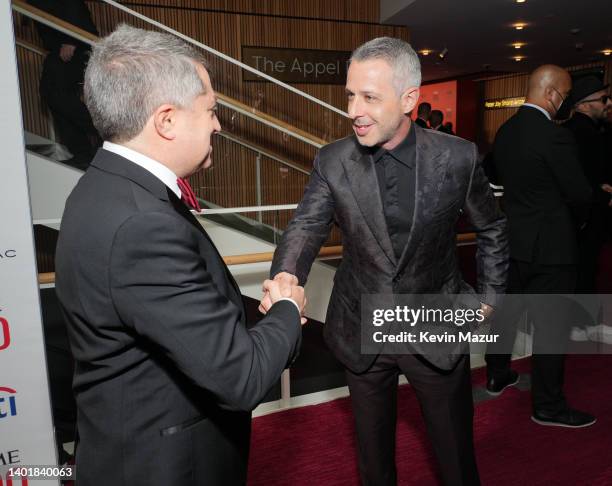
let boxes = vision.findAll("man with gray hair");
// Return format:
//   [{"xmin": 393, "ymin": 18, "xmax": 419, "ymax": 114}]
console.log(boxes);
[
  {"xmin": 55, "ymin": 24, "xmax": 304, "ymax": 485},
  {"xmin": 261, "ymin": 37, "xmax": 507, "ymax": 485}
]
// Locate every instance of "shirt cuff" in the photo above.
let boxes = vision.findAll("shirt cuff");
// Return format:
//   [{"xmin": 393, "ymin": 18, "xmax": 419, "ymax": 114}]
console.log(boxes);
[{"xmin": 276, "ymin": 297, "xmax": 301, "ymax": 314}]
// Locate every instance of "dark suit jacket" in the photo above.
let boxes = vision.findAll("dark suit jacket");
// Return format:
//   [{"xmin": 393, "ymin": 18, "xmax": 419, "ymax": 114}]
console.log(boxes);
[
  {"xmin": 271, "ymin": 126, "xmax": 508, "ymax": 372},
  {"xmin": 55, "ymin": 149, "xmax": 301, "ymax": 485},
  {"xmin": 494, "ymin": 106, "xmax": 592, "ymax": 264},
  {"xmin": 563, "ymin": 112, "xmax": 611, "ymax": 213},
  {"xmin": 28, "ymin": 0, "xmax": 98, "ymax": 54}
]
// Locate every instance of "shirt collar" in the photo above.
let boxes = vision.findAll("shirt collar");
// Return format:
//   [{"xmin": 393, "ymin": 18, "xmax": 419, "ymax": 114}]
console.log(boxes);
[
  {"xmin": 522, "ymin": 103, "xmax": 551, "ymax": 121},
  {"xmin": 372, "ymin": 122, "xmax": 416, "ymax": 167},
  {"xmin": 102, "ymin": 141, "xmax": 181, "ymax": 198}
]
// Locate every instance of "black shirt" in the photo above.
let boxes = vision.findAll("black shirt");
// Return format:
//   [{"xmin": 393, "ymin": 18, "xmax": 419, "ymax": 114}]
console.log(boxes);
[{"xmin": 372, "ymin": 124, "xmax": 417, "ymax": 259}]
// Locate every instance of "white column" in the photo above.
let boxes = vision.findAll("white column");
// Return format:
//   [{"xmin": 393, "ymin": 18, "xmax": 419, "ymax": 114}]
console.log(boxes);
[{"xmin": 0, "ymin": 3, "xmax": 59, "ymax": 485}]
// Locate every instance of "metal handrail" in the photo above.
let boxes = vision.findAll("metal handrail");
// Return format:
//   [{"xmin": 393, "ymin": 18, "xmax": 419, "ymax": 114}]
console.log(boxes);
[
  {"xmin": 217, "ymin": 132, "xmax": 311, "ymax": 176},
  {"xmin": 37, "ymin": 234, "xmax": 479, "ymax": 285}
]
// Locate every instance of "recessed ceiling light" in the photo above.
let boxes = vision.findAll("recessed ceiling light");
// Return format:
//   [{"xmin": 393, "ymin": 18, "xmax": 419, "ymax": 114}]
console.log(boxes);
[
  {"xmin": 516, "ymin": 0, "xmax": 526, "ymax": 3},
  {"xmin": 514, "ymin": 23, "xmax": 526, "ymax": 30},
  {"xmin": 514, "ymin": 56, "xmax": 524, "ymax": 61},
  {"xmin": 513, "ymin": 43, "xmax": 524, "ymax": 49},
  {"xmin": 603, "ymin": 49, "xmax": 612, "ymax": 56},
  {"xmin": 420, "ymin": 49, "xmax": 431, "ymax": 56}
]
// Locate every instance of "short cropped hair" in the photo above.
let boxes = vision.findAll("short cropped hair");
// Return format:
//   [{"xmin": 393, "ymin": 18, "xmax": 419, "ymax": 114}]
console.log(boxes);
[
  {"xmin": 84, "ymin": 24, "xmax": 207, "ymax": 142},
  {"xmin": 350, "ymin": 37, "xmax": 421, "ymax": 94}
]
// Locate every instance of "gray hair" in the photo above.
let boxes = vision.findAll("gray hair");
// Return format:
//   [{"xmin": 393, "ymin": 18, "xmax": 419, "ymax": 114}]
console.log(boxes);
[
  {"xmin": 350, "ymin": 37, "xmax": 421, "ymax": 93},
  {"xmin": 84, "ymin": 24, "xmax": 207, "ymax": 142}
]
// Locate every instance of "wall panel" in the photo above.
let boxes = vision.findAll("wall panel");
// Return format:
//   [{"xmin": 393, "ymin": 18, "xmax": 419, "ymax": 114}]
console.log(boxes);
[{"xmin": 113, "ymin": 0, "xmax": 380, "ymax": 23}]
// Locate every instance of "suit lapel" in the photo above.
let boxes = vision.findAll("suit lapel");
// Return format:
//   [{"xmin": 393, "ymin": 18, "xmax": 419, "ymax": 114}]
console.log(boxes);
[
  {"xmin": 167, "ymin": 191, "xmax": 244, "ymax": 310},
  {"xmin": 92, "ymin": 149, "xmax": 244, "ymax": 311},
  {"xmin": 341, "ymin": 146, "xmax": 397, "ymax": 266},
  {"xmin": 396, "ymin": 128, "xmax": 449, "ymax": 272}
]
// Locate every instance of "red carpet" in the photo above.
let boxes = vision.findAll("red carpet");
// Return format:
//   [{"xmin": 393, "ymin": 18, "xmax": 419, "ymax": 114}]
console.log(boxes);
[{"xmin": 249, "ymin": 356, "xmax": 612, "ymax": 485}]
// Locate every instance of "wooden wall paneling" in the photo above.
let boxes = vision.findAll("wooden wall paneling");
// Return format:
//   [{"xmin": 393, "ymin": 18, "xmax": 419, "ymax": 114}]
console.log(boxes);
[
  {"xmin": 112, "ymin": 0, "xmax": 380, "ymax": 23},
  {"xmin": 194, "ymin": 136, "xmax": 258, "ymax": 209},
  {"xmin": 15, "ymin": 46, "xmax": 49, "ymax": 139}
]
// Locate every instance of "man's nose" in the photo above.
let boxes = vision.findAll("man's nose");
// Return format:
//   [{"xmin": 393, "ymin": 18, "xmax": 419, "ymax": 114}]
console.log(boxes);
[{"xmin": 348, "ymin": 98, "xmax": 362, "ymax": 120}]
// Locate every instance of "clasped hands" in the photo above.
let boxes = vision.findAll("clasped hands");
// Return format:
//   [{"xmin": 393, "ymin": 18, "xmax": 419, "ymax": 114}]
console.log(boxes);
[{"xmin": 259, "ymin": 272, "xmax": 308, "ymax": 325}]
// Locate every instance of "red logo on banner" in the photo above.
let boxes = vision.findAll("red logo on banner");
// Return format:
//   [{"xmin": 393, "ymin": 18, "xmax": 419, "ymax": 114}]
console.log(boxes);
[
  {"xmin": 0, "ymin": 318, "xmax": 10, "ymax": 351},
  {"xmin": 0, "ymin": 476, "xmax": 28, "ymax": 486}
]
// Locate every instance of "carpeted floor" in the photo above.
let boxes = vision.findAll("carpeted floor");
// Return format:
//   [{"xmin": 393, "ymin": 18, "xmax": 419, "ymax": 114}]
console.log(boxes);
[{"xmin": 249, "ymin": 355, "xmax": 612, "ymax": 485}]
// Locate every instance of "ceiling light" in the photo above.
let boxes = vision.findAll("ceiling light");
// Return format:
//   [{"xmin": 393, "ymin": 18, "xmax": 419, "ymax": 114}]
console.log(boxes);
[
  {"xmin": 516, "ymin": 0, "xmax": 526, "ymax": 3},
  {"xmin": 420, "ymin": 49, "xmax": 431, "ymax": 56},
  {"xmin": 514, "ymin": 23, "xmax": 526, "ymax": 30},
  {"xmin": 514, "ymin": 56, "xmax": 524, "ymax": 61},
  {"xmin": 513, "ymin": 43, "xmax": 524, "ymax": 49},
  {"xmin": 603, "ymin": 49, "xmax": 612, "ymax": 56},
  {"xmin": 438, "ymin": 47, "xmax": 448, "ymax": 60}
]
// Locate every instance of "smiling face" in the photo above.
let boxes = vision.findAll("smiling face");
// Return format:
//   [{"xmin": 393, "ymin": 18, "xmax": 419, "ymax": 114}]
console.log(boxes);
[{"xmin": 345, "ymin": 59, "xmax": 418, "ymax": 150}]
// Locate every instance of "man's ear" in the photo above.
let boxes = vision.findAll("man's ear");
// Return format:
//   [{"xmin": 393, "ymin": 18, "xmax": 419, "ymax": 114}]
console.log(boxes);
[
  {"xmin": 401, "ymin": 87, "xmax": 420, "ymax": 115},
  {"xmin": 152, "ymin": 104, "xmax": 177, "ymax": 141}
]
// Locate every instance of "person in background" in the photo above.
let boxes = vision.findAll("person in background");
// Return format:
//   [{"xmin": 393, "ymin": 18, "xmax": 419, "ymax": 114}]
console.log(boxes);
[
  {"xmin": 28, "ymin": 0, "xmax": 101, "ymax": 169},
  {"xmin": 563, "ymin": 76, "xmax": 612, "ymax": 344},
  {"xmin": 485, "ymin": 65, "xmax": 595, "ymax": 428},
  {"xmin": 429, "ymin": 109, "xmax": 452, "ymax": 134},
  {"xmin": 415, "ymin": 101, "xmax": 431, "ymax": 127}
]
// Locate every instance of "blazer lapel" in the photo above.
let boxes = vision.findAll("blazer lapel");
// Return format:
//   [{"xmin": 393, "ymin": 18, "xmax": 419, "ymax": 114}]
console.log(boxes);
[
  {"xmin": 168, "ymin": 191, "xmax": 244, "ymax": 311},
  {"xmin": 341, "ymin": 146, "xmax": 397, "ymax": 266},
  {"xmin": 92, "ymin": 149, "xmax": 244, "ymax": 311},
  {"xmin": 396, "ymin": 128, "xmax": 449, "ymax": 272}
]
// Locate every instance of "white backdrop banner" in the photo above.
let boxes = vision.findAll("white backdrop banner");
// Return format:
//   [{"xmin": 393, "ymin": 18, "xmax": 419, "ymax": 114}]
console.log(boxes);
[{"xmin": 0, "ymin": 3, "xmax": 58, "ymax": 486}]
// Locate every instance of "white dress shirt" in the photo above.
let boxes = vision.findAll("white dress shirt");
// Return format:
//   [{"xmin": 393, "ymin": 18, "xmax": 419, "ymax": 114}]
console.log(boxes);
[{"xmin": 103, "ymin": 141, "xmax": 182, "ymax": 198}]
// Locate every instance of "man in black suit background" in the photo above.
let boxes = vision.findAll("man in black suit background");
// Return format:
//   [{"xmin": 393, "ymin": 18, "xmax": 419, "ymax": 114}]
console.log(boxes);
[
  {"xmin": 563, "ymin": 76, "xmax": 612, "ymax": 344},
  {"xmin": 55, "ymin": 25, "xmax": 304, "ymax": 486},
  {"xmin": 28, "ymin": 0, "xmax": 100, "ymax": 168},
  {"xmin": 414, "ymin": 101, "xmax": 431, "ymax": 128},
  {"xmin": 261, "ymin": 37, "xmax": 508, "ymax": 486},
  {"xmin": 485, "ymin": 65, "xmax": 595, "ymax": 428}
]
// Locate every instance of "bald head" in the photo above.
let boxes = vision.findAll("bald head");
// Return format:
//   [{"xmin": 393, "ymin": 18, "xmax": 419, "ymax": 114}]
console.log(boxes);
[{"xmin": 525, "ymin": 64, "xmax": 571, "ymax": 118}]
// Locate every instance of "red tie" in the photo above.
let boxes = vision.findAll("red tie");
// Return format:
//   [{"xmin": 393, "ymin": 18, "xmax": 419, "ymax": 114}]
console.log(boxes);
[{"xmin": 176, "ymin": 178, "xmax": 202, "ymax": 212}]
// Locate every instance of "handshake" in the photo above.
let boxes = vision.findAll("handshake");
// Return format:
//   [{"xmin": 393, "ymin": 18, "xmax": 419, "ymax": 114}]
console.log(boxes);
[{"xmin": 259, "ymin": 272, "xmax": 308, "ymax": 325}]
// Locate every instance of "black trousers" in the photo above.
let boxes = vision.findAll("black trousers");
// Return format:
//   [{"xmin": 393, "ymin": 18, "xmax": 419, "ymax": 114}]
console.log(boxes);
[
  {"xmin": 485, "ymin": 259, "xmax": 577, "ymax": 413},
  {"xmin": 345, "ymin": 354, "xmax": 480, "ymax": 486}
]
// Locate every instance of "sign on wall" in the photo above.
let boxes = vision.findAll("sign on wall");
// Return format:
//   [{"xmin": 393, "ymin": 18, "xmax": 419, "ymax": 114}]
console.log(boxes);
[
  {"xmin": 484, "ymin": 96, "xmax": 525, "ymax": 110},
  {"xmin": 242, "ymin": 46, "xmax": 351, "ymax": 84},
  {"xmin": 0, "ymin": 2, "xmax": 58, "ymax": 485}
]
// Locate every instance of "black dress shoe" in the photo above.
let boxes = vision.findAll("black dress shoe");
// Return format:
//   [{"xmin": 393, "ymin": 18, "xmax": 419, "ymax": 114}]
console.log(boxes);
[
  {"xmin": 486, "ymin": 369, "xmax": 519, "ymax": 396},
  {"xmin": 531, "ymin": 408, "xmax": 596, "ymax": 428}
]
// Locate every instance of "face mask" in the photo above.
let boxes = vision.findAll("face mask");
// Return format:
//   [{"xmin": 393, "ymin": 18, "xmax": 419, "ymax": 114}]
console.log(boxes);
[{"xmin": 550, "ymin": 87, "xmax": 570, "ymax": 120}]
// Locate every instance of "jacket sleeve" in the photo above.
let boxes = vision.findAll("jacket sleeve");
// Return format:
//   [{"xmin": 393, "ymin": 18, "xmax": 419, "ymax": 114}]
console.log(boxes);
[
  {"xmin": 271, "ymin": 154, "xmax": 335, "ymax": 284},
  {"xmin": 109, "ymin": 212, "xmax": 301, "ymax": 412},
  {"xmin": 463, "ymin": 143, "xmax": 509, "ymax": 306},
  {"xmin": 547, "ymin": 127, "xmax": 593, "ymax": 225}
]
